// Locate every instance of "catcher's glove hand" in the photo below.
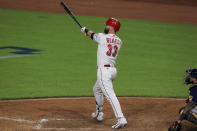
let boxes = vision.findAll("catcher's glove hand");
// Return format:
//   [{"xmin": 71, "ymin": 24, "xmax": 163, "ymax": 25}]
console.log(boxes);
[{"xmin": 168, "ymin": 121, "xmax": 181, "ymax": 131}]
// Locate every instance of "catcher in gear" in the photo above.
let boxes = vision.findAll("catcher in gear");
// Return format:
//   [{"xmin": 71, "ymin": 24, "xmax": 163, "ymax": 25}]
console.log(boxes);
[{"xmin": 169, "ymin": 69, "xmax": 197, "ymax": 131}]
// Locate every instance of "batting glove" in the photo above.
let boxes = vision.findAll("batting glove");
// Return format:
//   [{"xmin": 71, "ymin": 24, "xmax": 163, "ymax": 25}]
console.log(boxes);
[{"xmin": 81, "ymin": 27, "xmax": 88, "ymax": 36}]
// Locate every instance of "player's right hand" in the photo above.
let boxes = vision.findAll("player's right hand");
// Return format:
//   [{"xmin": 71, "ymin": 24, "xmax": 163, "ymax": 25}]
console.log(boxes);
[{"xmin": 81, "ymin": 27, "xmax": 88, "ymax": 36}]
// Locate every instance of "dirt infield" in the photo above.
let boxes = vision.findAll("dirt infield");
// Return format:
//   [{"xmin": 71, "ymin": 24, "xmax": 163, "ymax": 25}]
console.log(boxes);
[
  {"xmin": 0, "ymin": 97, "xmax": 196, "ymax": 131},
  {"xmin": 0, "ymin": 0, "xmax": 197, "ymax": 25},
  {"xmin": 0, "ymin": 0, "xmax": 197, "ymax": 130}
]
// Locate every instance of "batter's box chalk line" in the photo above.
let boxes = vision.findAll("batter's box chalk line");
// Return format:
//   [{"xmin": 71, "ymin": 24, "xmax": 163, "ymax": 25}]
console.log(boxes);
[
  {"xmin": 0, "ymin": 116, "xmax": 115, "ymax": 130},
  {"xmin": 0, "ymin": 116, "xmax": 90, "ymax": 130}
]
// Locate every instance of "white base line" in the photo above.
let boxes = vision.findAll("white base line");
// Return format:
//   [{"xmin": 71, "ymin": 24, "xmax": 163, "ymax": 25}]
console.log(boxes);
[
  {"xmin": 0, "ymin": 116, "xmax": 35, "ymax": 124},
  {"xmin": 0, "ymin": 54, "xmax": 38, "ymax": 60},
  {"xmin": 0, "ymin": 117, "xmax": 87, "ymax": 123},
  {"xmin": 34, "ymin": 127, "xmax": 67, "ymax": 130},
  {"xmin": 0, "ymin": 116, "xmax": 114, "ymax": 131},
  {"xmin": 0, "ymin": 97, "xmax": 185, "ymax": 102},
  {"xmin": 0, "ymin": 116, "xmax": 177, "ymax": 131},
  {"xmin": 33, "ymin": 128, "xmax": 113, "ymax": 131}
]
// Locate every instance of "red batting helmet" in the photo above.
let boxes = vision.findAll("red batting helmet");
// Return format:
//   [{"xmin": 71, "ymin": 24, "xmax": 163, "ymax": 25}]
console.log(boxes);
[{"xmin": 104, "ymin": 18, "xmax": 121, "ymax": 32}]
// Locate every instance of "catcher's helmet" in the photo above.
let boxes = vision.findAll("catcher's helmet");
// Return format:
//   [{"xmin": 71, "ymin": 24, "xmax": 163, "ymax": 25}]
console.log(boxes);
[
  {"xmin": 105, "ymin": 18, "xmax": 120, "ymax": 32},
  {"xmin": 184, "ymin": 68, "xmax": 197, "ymax": 84}
]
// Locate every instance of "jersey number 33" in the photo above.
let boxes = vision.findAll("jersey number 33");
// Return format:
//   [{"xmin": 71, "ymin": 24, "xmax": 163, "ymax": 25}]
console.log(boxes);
[{"xmin": 106, "ymin": 44, "xmax": 118, "ymax": 57}]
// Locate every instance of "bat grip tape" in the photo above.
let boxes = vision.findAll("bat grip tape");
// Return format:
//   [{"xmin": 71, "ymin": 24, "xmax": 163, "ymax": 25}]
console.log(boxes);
[{"xmin": 85, "ymin": 29, "xmax": 89, "ymax": 34}]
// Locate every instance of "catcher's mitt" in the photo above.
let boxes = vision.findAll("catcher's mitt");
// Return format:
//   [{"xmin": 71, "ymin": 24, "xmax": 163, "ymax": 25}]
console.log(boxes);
[{"xmin": 168, "ymin": 121, "xmax": 181, "ymax": 131}]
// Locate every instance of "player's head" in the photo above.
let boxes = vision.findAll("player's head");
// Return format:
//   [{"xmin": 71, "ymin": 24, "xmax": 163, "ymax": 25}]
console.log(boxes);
[
  {"xmin": 184, "ymin": 68, "xmax": 197, "ymax": 84},
  {"xmin": 104, "ymin": 18, "xmax": 120, "ymax": 34}
]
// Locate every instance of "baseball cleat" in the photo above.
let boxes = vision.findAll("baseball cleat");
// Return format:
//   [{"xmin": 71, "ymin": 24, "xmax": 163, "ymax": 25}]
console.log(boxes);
[
  {"xmin": 112, "ymin": 117, "xmax": 127, "ymax": 129},
  {"xmin": 92, "ymin": 111, "xmax": 104, "ymax": 122}
]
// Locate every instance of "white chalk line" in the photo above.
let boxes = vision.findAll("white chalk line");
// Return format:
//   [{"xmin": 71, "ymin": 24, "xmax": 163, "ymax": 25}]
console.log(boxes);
[
  {"xmin": 34, "ymin": 127, "xmax": 112, "ymax": 131},
  {"xmin": 34, "ymin": 127, "xmax": 67, "ymax": 130},
  {"xmin": 33, "ymin": 127, "xmax": 114, "ymax": 131},
  {"xmin": 0, "ymin": 116, "xmax": 114, "ymax": 131},
  {"xmin": 0, "ymin": 54, "xmax": 39, "ymax": 60},
  {"xmin": 0, "ymin": 116, "xmax": 170, "ymax": 131},
  {"xmin": 0, "ymin": 116, "xmax": 109, "ymax": 131},
  {"xmin": 0, "ymin": 116, "xmax": 35, "ymax": 124},
  {"xmin": 0, "ymin": 97, "xmax": 185, "ymax": 102}
]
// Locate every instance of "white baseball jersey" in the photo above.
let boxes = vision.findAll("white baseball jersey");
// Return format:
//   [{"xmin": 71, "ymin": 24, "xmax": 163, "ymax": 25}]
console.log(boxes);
[
  {"xmin": 93, "ymin": 33, "xmax": 122, "ymax": 67},
  {"xmin": 92, "ymin": 33, "xmax": 126, "ymax": 122}
]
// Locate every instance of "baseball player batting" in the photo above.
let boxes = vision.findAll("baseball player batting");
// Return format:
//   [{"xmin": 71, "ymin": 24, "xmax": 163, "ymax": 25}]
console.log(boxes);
[{"xmin": 81, "ymin": 18, "xmax": 127, "ymax": 129}]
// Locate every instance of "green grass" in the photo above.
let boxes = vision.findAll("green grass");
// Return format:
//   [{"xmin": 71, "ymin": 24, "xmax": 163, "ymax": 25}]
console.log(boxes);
[{"xmin": 0, "ymin": 9, "xmax": 197, "ymax": 99}]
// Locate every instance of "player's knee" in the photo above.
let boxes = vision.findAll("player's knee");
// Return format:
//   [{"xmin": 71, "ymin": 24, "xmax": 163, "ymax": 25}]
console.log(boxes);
[
  {"xmin": 93, "ymin": 83, "xmax": 100, "ymax": 91},
  {"xmin": 186, "ymin": 110, "xmax": 197, "ymax": 124},
  {"xmin": 93, "ymin": 86, "xmax": 97, "ymax": 92},
  {"xmin": 93, "ymin": 84, "xmax": 102, "ymax": 94},
  {"xmin": 93, "ymin": 86, "xmax": 100, "ymax": 94}
]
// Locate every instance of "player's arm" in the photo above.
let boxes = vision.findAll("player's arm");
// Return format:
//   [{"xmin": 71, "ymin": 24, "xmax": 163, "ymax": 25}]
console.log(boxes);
[
  {"xmin": 168, "ymin": 101, "xmax": 195, "ymax": 131},
  {"xmin": 168, "ymin": 111, "xmax": 185, "ymax": 131},
  {"xmin": 179, "ymin": 101, "xmax": 195, "ymax": 120},
  {"xmin": 81, "ymin": 27, "xmax": 95, "ymax": 40}
]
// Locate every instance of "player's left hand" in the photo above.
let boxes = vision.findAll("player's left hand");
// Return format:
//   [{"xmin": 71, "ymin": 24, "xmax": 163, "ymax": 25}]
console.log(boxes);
[
  {"xmin": 81, "ymin": 27, "xmax": 88, "ymax": 36},
  {"xmin": 168, "ymin": 121, "xmax": 181, "ymax": 131}
]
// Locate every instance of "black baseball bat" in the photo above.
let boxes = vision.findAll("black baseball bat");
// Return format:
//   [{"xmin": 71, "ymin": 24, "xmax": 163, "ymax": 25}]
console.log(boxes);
[{"xmin": 60, "ymin": 1, "xmax": 82, "ymax": 28}]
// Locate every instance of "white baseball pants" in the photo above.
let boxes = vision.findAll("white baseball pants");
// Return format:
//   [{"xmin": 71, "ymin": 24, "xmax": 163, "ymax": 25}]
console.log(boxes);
[{"xmin": 93, "ymin": 67, "xmax": 124, "ymax": 119}]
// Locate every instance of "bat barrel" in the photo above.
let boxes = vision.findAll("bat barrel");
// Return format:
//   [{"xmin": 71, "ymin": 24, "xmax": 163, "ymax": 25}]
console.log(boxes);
[{"xmin": 60, "ymin": 1, "xmax": 82, "ymax": 28}]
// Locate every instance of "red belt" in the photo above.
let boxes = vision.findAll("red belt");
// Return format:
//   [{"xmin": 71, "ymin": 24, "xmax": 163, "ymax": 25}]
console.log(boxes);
[
  {"xmin": 104, "ymin": 64, "xmax": 111, "ymax": 67},
  {"xmin": 97, "ymin": 65, "xmax": 112, "ymax": 69}
]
